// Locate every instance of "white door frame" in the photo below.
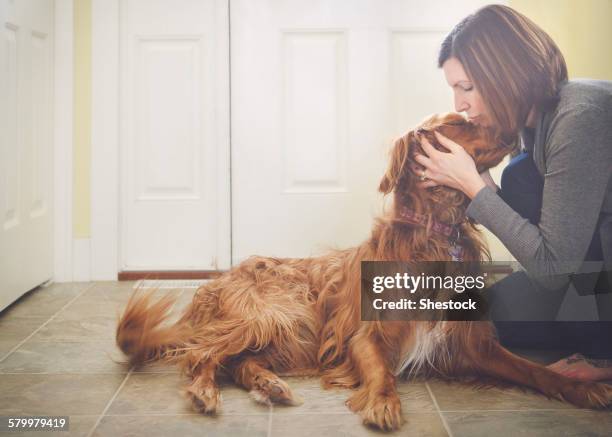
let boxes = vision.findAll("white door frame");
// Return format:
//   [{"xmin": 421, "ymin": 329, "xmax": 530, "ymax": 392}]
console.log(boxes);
[
  {"xmin": 54, "ymin": 0, "xmax": 74, "ymax": 282},
  {"xmin": 90, "ymin": 0, "xmax": 120, "ymax": 280},
  {"xmin": 89, "ymin": 0, "xmax": 231, "ymax": 280}
]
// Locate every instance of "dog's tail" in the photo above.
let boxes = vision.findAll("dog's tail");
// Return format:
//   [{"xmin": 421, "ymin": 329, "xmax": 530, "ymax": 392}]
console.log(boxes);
[{"xmin": 116, "ymin": 289, "xmax": 189, "ymax": 367}]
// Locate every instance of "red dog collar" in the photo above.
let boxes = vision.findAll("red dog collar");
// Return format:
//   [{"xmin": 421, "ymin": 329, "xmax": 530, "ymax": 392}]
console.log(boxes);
[{"xmin": 397, "ymin": 206, "xmax": 458, "ymax": 238}]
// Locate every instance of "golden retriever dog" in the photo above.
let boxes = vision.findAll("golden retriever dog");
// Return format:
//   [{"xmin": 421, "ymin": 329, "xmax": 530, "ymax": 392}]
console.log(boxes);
[{"xmin": 116, "ymin": 113, "xmax": 611, "ymax": 431}]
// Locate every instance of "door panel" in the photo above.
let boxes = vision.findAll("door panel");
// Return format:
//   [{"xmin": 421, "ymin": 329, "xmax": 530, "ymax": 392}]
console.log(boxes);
[
  {"xmin": 230, "ymin": 0, "xmax": 507, "ymax": 263},
  {"xmin": 0, "ymin": 0, "xmax": 54, "ymax": 311},
  {"xmin": 119, "ymin": 0, "xmax": 230, "ymax": 270}
]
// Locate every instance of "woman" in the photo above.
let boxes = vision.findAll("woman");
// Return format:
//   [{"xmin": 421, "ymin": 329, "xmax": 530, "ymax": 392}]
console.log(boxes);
[{"xmin": 415, "ymin": 5, "xmax": 612, "ymax": 381}]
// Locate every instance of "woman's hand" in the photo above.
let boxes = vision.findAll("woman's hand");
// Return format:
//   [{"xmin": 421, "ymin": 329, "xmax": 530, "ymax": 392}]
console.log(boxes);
[{"xmin": 414, "ymin": 131, "xmax": 487, "ymax": 199}]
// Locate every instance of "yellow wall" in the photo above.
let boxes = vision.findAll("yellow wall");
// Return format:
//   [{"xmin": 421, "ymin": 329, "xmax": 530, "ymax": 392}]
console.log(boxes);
[
  {"xmin": 510, "ymin": 0, "xmax": 612, "ymax": 80},
  {"xmin": 73, "ymin": 0, "xmax": 91, "ymax": 238},
  {"xmin": 70, "ymin": 1, "xmax": 611, "ymax": 238}
]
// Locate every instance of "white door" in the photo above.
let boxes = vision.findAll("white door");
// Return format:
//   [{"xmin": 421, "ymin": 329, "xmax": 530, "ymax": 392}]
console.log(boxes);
[
  {"xmin": 119, "ymin": 0, "xmax": 230, "ymax": 271},
  {"xmin": 0, "ymin": 0, "xmax": 54, "ymax": 311},
  {"xmin": 231, "ymin": 0, "xmax": 500, "ymax": 263}
]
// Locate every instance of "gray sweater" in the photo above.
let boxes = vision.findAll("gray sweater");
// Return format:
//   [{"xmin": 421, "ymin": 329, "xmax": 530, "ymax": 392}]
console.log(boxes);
[{"xmin": 466, "ymin": 79, "xmax": 612, "ymax": 290}]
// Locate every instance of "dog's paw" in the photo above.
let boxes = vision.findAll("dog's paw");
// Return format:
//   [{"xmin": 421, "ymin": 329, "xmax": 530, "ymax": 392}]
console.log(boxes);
[
  {"xmin": 353, "ymin": 393, "xmax": 404, "ymax": 431},
  {"xmin": 559, "ymin": 381, "xmax": 612, "ymax": 409},
  {"xmin": 249, "ymin": 374, "xmax": 303, "ymax": 406},
  {"xmin": 185, "ymin": 382, "xmax": 221, "ymax": 414}
]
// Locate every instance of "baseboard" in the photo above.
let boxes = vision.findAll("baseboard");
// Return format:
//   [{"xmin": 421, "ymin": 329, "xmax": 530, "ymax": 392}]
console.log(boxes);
[
  {"xmin": 118, "ymin": 265, "xmax": 513, "ymax": 281},
  {"xmin": 118, "ymin": 270, "xmax": 225, "ymax": 281}
]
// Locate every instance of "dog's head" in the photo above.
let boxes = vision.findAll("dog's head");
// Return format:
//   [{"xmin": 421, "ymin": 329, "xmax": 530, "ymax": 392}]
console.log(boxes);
[{"xmin": 379, "ymin": 113, "xmax": 511, "ymax": 223}]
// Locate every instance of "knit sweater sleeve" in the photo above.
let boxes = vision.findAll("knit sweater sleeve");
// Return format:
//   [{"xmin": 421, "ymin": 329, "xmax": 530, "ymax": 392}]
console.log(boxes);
[{"xmin": 466, "ymin": 104, "xmax": 612, "ymax": 290}]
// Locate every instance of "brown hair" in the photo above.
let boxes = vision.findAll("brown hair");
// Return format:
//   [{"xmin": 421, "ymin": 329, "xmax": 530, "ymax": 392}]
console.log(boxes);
[{"xmin": 438, "ymin": 4, "xmax": 568, "ymax": 136}]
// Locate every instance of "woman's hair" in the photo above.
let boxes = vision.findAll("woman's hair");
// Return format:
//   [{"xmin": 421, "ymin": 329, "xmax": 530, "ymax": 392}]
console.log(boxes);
[{"xmin": 438, "ymin": 4, "xmax": 568, "ymax": 136}]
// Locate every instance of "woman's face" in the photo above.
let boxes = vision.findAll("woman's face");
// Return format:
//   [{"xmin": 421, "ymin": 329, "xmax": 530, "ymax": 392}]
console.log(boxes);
[{"xmin": 442, "ymin": 57, "xmax": 489, "ymax": 126}]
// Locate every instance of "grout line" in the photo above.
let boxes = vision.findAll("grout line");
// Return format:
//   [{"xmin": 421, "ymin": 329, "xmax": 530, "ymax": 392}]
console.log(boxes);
[
  {"xmin": 267, "ymin": 404, "xmax": 273, "ymax": 437},
  {"xmin": 425, "ymin": 382, "xmax": 454, "ymax": 437},
  {"xmin": 0, "ymin": 283, "xmax": 97, "ymax": 363},
  {"xmin": 86, "ymin": 367, "xmax": 134, "ymax": 437}
]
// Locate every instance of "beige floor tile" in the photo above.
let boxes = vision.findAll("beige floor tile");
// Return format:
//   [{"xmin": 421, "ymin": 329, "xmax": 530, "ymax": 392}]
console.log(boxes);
[
  {"xmin": 106, "ymin": 373, "xmax": 270, "ymax": 416},
  {"xmin": 3, "ymin": 280, "xmax": 609, "ymax": 436},
  {"xmin": 1, "ymin": 283, "xmax": 92, "ymax": 319},
  {"xmin": 0, "ymin": 315, "xmax": 48, "ymax": 339},
  {"xmin": 32, "ymin": 285, "xmax": 186, "ymax": 345},
  {"xmin": 0, "ymin": 316, "xmax": 48, "ymax": 361},
  {"xmin": 444, "ymin": 409, "xmax": 612, "ymax": 437},
  {"xmin": 66, "ymin": 284, "xmax": 183, "ymax": 319},
  {"xmin": 130, "ymin": 360, "xmax": 182, "ymax": 373},
  {"xmin": 131, "ymin": 348, "xmax": 194, "ymax": 372},
  {"xmin": 91, "ymin": 414, "xmax": 269, "ymax": 437},
  {"xmin": 0, "ymin": 341, "xmax": 127, "ymax": 374},
  {"xmin": 29, "ymin": 315, "xmax": 117, "ymax": 343},
  {"xmin": 0, "ymin": 374, "xmax": 126, "ymax": 416},
  {"xmin": 269, "ymin": 376, "xmax": 353, "ymax": 415},
  {"xmin": 427, "ymin": 378, "xmax": 573, "ymax": 412},
  {"xmin": 62, "ymin": 283, "xmax": 147, "ymax": 317},
  {"xmin": 268, "ymin": 377, "xmax": 436, "ymax": 415},
  {"xmin": 270, "ymin": 412, "xmax": 448, "ymax": 437},
  {"xmin": 397, "ymin": 380, "xmax": 438, "ymax": 412},
  {"xmin": 0, "ymin": 339, "xmax": 21, "ymax": 358}
]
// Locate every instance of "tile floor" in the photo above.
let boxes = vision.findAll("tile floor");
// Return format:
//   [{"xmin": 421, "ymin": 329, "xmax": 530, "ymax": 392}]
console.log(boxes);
[{"xmin": 0, "ymin": 281, "xmax": 611, "ymax": 436}]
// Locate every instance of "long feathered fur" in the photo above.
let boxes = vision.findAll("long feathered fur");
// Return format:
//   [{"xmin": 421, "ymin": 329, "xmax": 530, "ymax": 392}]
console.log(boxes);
[{"xmin": 116, "ymin": 113, "xmax": 612, "ymax": 431}]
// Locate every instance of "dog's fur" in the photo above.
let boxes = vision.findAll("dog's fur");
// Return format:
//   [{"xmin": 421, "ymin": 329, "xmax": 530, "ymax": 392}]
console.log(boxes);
[{"xmin": 116, "ymin": 113, "xmax": 611, "ymax": 430}]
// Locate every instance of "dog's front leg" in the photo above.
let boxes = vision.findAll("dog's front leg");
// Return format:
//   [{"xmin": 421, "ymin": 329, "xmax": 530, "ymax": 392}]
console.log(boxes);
[
  {"xmin": 182, "ymin": 357, "xmax": 221, "ymax": 414},
  {"xmin": 345, "ymin": 331, "xmax": 404, "ymax": 431}
]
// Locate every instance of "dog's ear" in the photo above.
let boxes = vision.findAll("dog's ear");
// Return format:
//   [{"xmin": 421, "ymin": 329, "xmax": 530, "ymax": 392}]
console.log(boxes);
[{"xmin": 379, "ymin": 133, "xmax": 410, "ymax": 195}]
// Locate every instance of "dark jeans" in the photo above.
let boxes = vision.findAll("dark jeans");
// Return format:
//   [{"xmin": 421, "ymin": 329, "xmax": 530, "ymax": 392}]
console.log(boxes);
[{"xmin": 491, "ymin": 152, "xmax": 611, "ymax": 358}]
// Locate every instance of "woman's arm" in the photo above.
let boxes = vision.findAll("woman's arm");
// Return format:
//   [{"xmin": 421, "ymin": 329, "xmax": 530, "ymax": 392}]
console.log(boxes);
[
  {"xmin": 468, "ymin": 105, "xmax": 612, "ymax": 289},
  {"xmin": 417, "ymin": 105, "xmax": 612, "ymax": 290}
]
